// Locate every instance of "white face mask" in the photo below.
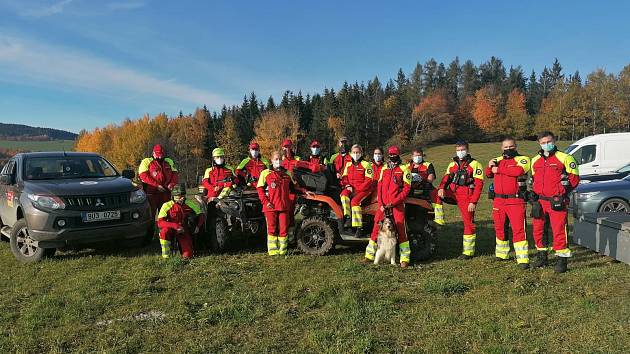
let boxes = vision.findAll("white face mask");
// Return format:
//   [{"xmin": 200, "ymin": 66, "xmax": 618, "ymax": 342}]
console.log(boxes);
[
  {"xmin": 272, "ymin": 160, "xmax": 281, "ymax": 169},
  {"xmin": 373, "ymin": 154, "xmax": 383, "ymax": 162},
  {"xmin": 250, "ymin": 150, "xmax": 259, "ymax": 158},
  {"xmin": 351, "ymin": 153, "xmax": 362, "ymax": 162},
  {"xmin": 413, "ymin": 156, "xmax": 423, "ymax": 164},
  {"xmin": 214, "ymin": 157, "xmax": 225, "ymax": 165},
  {"xmin": 456, "ymin": 150, "xmax": 468, "ymax": 160},
  {"xmin": 311, "ymin": 147, "xmax": 321, "ymax": 155}
]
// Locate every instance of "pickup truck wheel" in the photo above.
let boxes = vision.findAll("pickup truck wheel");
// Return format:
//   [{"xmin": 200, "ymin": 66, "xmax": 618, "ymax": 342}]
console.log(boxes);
[{"xmin": 9, "ymin": 219, "xmax": 54, "ymax": 262}]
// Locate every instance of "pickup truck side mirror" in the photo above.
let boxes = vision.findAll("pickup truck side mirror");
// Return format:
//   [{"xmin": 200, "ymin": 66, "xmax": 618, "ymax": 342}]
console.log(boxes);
[
  {"xmin": 0, "ymin": 174, "xmax": 13, "ymax": 185},
  {"xmin": 121, "ymin": 169, "xmax": 135, "ymax": 179}
]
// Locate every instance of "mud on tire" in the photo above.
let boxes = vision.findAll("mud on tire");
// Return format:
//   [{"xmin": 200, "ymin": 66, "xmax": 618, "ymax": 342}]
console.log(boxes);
[{"xmin": 296, "ymin": 217, "xmax": 336, "ymax": 256}]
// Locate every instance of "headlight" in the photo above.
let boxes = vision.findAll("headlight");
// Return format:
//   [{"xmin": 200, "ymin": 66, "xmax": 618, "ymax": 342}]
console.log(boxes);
[
  {"xmin": 130, "ymin": 189, "xmax": 147, "ymax": 204},
  {"xmin": 27, "ymin": 194, "xmax": 65, "ymax": 210},
  {"xmin": 576, "ymin": 191, "xmax": 600, "ymax": 201}
]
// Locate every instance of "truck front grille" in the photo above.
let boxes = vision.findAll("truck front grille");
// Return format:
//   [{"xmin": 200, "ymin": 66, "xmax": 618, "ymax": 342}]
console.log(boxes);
[{"xmin": 63, "ymin": 193, "xmax": 130, "ymax": 211}]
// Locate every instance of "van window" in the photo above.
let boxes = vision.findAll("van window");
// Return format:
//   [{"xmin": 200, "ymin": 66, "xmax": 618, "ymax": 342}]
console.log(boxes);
[
  {"xmin": 565, "ymin": 145, "xmax": 578, "ymax": 154},
  {"xmin": 571, "ymin": 144, "xmax": 597, "ymax": 165}
]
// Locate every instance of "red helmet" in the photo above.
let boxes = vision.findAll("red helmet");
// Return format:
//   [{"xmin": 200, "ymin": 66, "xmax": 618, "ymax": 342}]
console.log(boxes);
[
  {"xmin": 152, "ymin": 144, "xmax": 164, "ymax": 158},
  {"xmin": 282, "ymin": 139, "xmax": 293, "ymax": 148},
  {"xmin": 387, "ymin": 146, "xmax": 400, "ymax": 156},
  {"xmin": 249, "ymin": 142, "xmax": 260, "ymax": 150},
  {"xmin": 310, "ymin": 140, "xmax": 320, "ymax": 148}
]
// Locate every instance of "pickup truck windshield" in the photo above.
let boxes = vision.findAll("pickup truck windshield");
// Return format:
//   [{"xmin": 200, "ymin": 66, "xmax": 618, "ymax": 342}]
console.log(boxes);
[{"xmin": 24, "ymin": 157, "xmax": 118, "ymax": 180}]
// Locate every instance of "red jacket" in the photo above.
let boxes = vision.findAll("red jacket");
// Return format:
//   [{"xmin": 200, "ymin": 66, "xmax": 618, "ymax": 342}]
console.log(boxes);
[
  {"xmin": 439, "ymin": 156, "xmax": 484, "ymax": 203},
  {"xmin": 341, "ymin": 160, "xmax": 375, "ymax": 192},
  {"xmin": 236, "ymin": 157, "xmax": 270, "ymax": 185},
  {"xmin": 138, "ymin": 157, "xmax": 178, "ymax": 194},
  {"xmin": 257, "ymin": 168, "xmax": 301, "ymax": 212},
  {"xmin": 157, "ymin": 200, "xmax": 204, "ymax": 231},
  {"xmin": 201, "ymin": 165, "xmax": 235, "ymax": 198},
  {"xmin": 281, "ymin": 155, "xmax": 301, "ymax": 173},
  {"xmin": 328, "ymin": 152, "xmax": 352, "ymax": 175},
  {"xmin": 486, "ymin": 154, "xmax": 531, "ymax": 203},
  {"xmin": 408, "ymin": 161, "xmax": 436, "ymax": 190},
  {"xmin": 377, "ymin": 164, "xmax": 411, "ymax": 208},
  {"xmin": 372, "ymin": 162, "xmax": 385, "ymax": 182},
  {"xmin": 305, "ymin": 155, "xmax": 325, "ymax": 172},
  {"xmin": 531, "ymin": 150, "xmax": 579, "ymax": 197}
]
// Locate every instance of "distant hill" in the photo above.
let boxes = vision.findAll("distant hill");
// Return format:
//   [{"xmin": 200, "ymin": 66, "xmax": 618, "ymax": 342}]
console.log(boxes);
[{"xmin": 0, "ymin": 123, "xmax": 77, "ymax": 141}]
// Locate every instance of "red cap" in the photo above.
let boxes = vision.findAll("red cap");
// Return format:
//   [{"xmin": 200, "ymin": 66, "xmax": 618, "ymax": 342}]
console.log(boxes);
[
  {"xmin": 387, "ymin": 146, "xmax": 400, "ymax": 155},
  {"xmin": 310, "ymin": 140, "xmax": 320, "ymax": 148},
  {"xmin": 249, "ymin": 142, "xmax": 260, "ymax": 150},
  {"xmin": 282, "ymin": 139, "xmax": 293, "ymax": 148},
  {"xmin": 152, "ymin": 144, "xmax": 164, "ymax": 158}
]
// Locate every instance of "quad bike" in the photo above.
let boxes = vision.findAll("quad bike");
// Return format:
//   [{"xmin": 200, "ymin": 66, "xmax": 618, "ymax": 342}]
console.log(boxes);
[
  {"xmin": 196, "ymin": 183, "xmax": 265, "ymax": 252},
  {"xmin": 291, "ymin": 166, "xmax": 438, "ymax": 262}
]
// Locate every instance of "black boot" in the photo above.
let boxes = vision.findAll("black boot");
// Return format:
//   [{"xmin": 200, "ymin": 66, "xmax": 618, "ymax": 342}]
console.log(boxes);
[
  {"xmin": 343, "ymin": 217, "xmax": 351, "ymax": 229},
  {"xmin": 531, "ymin": 251, "xmax": 547, "ymax": 268},
  {"xmin": 554, "ymin": 257, "xmax": 568, "ymax": 273},
  {"xmin": 518, "ymin": 263, "xmax": 530, "ymax": 270},
  {"xmin": 458, "ymin": 254, "xmax": 473, "ymax": 260}
]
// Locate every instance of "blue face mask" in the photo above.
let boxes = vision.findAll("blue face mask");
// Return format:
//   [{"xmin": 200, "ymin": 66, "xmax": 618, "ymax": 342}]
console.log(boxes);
[{"xmin": 540, "ymin": 143, "xmax": 555, "ymax": 152}]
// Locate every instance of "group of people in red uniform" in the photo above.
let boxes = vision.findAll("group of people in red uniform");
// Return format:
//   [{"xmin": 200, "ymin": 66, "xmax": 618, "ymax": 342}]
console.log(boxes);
[{"xmin": 138, "ymin": 130, "xmax": 579, "ymax": 273}]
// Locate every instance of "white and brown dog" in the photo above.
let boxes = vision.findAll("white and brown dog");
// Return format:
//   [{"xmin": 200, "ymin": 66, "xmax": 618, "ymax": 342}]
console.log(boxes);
[{"xmin": 374, "ymin": 216, "xmax": 398, "ymax": 265}]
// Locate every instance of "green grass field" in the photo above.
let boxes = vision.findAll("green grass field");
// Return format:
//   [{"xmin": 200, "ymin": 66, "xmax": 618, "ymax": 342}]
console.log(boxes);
[
  {"xmin": 1, "ymin": 140, "xmax": 628, "ymax": 353},
  {"xmin": 0, "ymin": 140, "xmax": 75, "ymax": 151}
]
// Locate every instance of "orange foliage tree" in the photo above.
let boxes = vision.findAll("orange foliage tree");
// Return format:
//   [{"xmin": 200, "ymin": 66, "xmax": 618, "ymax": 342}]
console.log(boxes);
[
  {"xmin": 505, "ymin": 89, "xmax": 530, "ymax": 138},
  {"xmin": 253, "ymin": 109, "xmax": 303, "ymax": 159}
]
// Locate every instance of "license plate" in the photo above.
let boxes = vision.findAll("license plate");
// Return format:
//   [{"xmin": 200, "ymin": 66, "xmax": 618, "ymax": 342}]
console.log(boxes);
[{"xmin": 82, "ymin": 210, "xmax": 121, "ymax": 222}]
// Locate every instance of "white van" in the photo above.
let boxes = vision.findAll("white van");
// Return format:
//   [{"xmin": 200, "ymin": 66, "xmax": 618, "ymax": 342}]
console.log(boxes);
[{"xmin": 565, "ymin": 133, "xmax": 630, "ymax": 175}]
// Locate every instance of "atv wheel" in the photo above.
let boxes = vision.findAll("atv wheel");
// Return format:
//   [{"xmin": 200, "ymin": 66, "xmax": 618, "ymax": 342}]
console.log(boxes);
[
  {"xmin": 297, "ymin": 218, "xmax": 336, "ymax": 256},
  {"xmin": 9, "ymin": 219, "xmax": 55, "ymax": 262},
  {"xmin": 211, "ymin": 217, "xmax": 229, "ymax": 252}
]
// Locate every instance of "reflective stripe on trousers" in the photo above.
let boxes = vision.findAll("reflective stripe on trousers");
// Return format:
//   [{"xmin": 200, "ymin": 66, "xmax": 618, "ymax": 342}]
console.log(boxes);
[
  {"xmin": 341, "ymin": 195, "xmax": 351, "ymax": 217},
  {"xmin": 160, "ymin": 239, "xmax": 171, "ymax": 258},
  {"xmin": 432, "ymin": 203, "xmax": 445, "ymax": 225},
  {"xmin": 351, "ymin": 206, "xmax": 362, "ymax": 228},
  {"xmin": 495, "ymin": 238, "xmax": 510, "ymax": 259},
  {"xmin": 365, "ymin": 239, "xmax": 377, "ymax": 260},
  {"xmin": 278, "ymin": 236, "xmax": 288, "ymax": 255},
  {"xmin": 267, "ymin": 235, "xmax": 279, "ymax": 256},
  {"xmin": 399, "ymin": 241, "xmax": 411, "ymax": 263},
  {"xmin": 463, "ymin": 234, "xmax": 476, "ymax": 256},
  {"xmin": 514, "ymin": 240, "xmax": 529, "ymax": 264}
]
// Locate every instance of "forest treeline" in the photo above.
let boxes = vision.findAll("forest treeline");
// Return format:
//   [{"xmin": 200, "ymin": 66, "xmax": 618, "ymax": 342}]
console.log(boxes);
[
  {"xmin": 0, "ymin": 123, "xmax": 78, "ymax": 140},
  {"xmin": 75, "ymin": 57, "xmax": 630, "ymax": 186}
]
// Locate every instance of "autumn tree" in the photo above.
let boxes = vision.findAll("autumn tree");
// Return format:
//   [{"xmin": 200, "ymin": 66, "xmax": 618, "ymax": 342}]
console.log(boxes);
[
  {"xmin": 472, "ymin": 87, "xmax": 501, "ymax": 136},
  {"xmin": 214, "ymin": 114, "xmax": 243, "ymax": 166},
  {"xmin": 254, "ymin": 109, "xmax": 303, "ymax": 159},
  {"xmin": 411, "ymin": 91, "xmax": 454, "ymax": 143},
  {"xmin": 505, "ymin": 89, "xmax": 530, "ymax": 138}
]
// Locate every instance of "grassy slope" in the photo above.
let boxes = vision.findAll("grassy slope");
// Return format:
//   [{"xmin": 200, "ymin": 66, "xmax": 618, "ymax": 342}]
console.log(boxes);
[
  {"xmin": 0, "ymin": 141, "xmax": 628, "ymax": 353},
  {"xmin": 0, "ymin": 140, "xmax": 75, "ymax": 152}
]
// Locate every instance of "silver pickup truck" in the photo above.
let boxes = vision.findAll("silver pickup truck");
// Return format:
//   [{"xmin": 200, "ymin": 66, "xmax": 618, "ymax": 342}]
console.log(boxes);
[{"xmin": 0, "ymin": 152, "xmax": 152, "ymax": 262}]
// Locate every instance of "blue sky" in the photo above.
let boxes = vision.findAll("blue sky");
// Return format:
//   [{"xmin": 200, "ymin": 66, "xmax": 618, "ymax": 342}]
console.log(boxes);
[{"xmin": 1, "ymin": 0, "xmax": 629, "ymax": 133}]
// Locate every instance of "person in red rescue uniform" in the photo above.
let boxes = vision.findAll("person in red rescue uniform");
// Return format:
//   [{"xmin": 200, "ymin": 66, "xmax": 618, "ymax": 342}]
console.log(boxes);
[
  {"xmin": 364, "ymin": 146, "xmax": 412, "ymax": 268},
  {"xmin": 257, "ymin": 151, "xmax": 310, "ymax": 256},
  {"xmin": 327, "ymin": 136, "xmax": 352, "ymax": 180},
  {"xmin": 486, "ymin": 136, "xmax": 531, "ymax": 269},
  {"xmin": 280, "ymin": 139, "xmax": 301, "ymax": 172},
  {"xmin": 407, "ymin": 148, "xmax": 445, "ymax": 225},
  {"xmin": 138, "ymin": 144, "xmax": 179, "ymax": 216},
  {"xmin": 303, "ymin": 140, "xmax": 326, "ymax": 172},
  {"xmin": 530, "ymin": 131, "xmax": 579, "ymax": 273},
  {"xmin": 438, "ymin": 140, "xmax": 484, "ymax": 259},
  {"xmin": 236, "ymin": 142, "xmax": 269, "ymax": 187},
  {"xmin": 201, "ymin": 148, "xmax": 235, "ymax": 201},
  {"xmin": 340, "ymin": 144, "xmax": 375, "ymax": 237},
  {"xmin": 371, "ymin": 147, "xmax": 385, "ymax": 180},
  {"xmin": 157, "ymin": 184, "xmax": 204, "ymax": 259}
]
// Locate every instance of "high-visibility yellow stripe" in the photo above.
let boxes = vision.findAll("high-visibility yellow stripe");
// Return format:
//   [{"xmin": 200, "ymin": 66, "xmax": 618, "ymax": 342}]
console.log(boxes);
[
  {"xmin": 341, "ymin": 196, "xmax": 351, "ymax": 217},
  {"xmin": 365, "ymin": 240, "xmax": 377, "ymax": 260},
  {"xmin": 160, "ymin": 239, "xmax": 171, "ymax": 258},
  {"xmin": 267, "ymin": 235, "xmax": 279, "ymax": 255},
  {"xmin": 351, "ymin": 206, "xmax": 362, "ymax": 227},
  {"xmin": 399, "ymin": 241, "xmax": 411, "ymax": 263},
  {"xmin": 278, "ymin": 236, "xmax": 288, "ymax": 255},
  {"xmin": 555, "ymin": 248, "xmax": 571, "ymax": 257},
  {"xmin": 463, "ymin": 234, "xmax": 476, "ymax": 256}
]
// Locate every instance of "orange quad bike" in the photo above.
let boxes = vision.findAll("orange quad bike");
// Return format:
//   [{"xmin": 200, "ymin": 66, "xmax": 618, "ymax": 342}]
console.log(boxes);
[{"xmin": 291, "ymin": 165, "xmax": 438, "ymax": 262}]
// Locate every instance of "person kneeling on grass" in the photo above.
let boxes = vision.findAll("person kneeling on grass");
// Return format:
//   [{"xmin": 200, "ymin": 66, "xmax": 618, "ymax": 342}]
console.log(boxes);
[
  {"xmin": 157, "ymin": 183, "xmax": 204, "ymax": 259},
  {"xmin": 257, "ymin": 151, "xmax": 311, "ymax": 256}
]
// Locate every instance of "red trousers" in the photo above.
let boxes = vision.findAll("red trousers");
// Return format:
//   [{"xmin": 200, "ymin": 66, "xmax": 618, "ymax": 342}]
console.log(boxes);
[
  {"xmin": 370, "ymin": 206, "xmax": 407, "ymax": 243},
  {"xmin": 532, "ymin": 199, "xmax": 570, "ymax": 254},
  {"xmin": 147, "ymin": 192, "xmax": 170, "ymax": 217},
  {"xmin": 160, "ymin": 228, "xmax": 193, "ymax": 258},
  {"xmin": 340, "ymin": 189, "xmax": 371, "ymax": 207},
  {"xmin": 443, "ymin": 189, "xmax": 475, "ymax": 234},
  {"xmin": 265, "ymin": 210, "xmax": 290, "ymax": 237},
  {"xmin": 492, "ymin": 200, "xmax": 526, "ymax": 243}
]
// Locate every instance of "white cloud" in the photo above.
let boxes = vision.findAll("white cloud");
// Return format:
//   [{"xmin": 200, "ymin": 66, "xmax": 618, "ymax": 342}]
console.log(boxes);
[
  {"xmin": 18, "ymin": 0, "xmax": 74, "ymax": 18},
  {"xmin": 0, "ymin": 34, "xmax": 229, "ymax": 107},
  {"xmin": 107, "ymin": 1, "xmax": 145, "ymax": 11}
]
